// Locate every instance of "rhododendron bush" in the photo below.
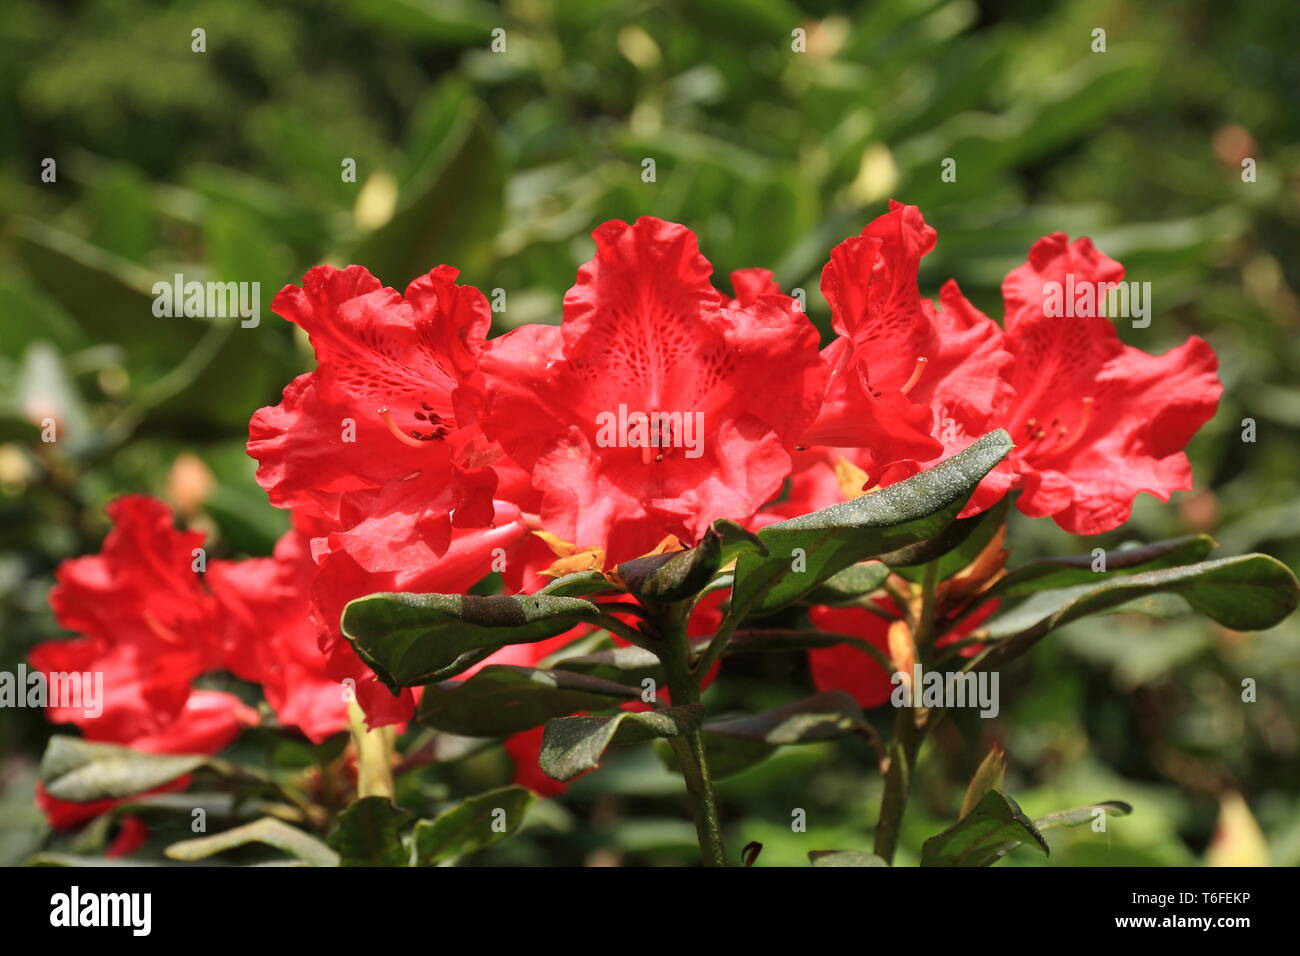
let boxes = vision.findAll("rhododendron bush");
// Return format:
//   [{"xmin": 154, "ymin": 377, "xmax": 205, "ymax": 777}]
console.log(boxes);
[{"xmin": 27, "ymin": 203, "xmax": 1299, "ymax": 868}]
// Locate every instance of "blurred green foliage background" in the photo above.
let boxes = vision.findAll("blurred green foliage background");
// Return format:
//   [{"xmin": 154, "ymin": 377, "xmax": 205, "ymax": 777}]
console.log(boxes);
[{"xmin": 2, "ymin": 0, "xmax": 1298, "ymax": 866}]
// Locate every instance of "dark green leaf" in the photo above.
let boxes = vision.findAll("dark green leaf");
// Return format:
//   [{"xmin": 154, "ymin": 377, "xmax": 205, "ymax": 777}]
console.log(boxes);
[
  {"xmin": 1035, "ymin": 800, "xmax": 1133, "ymax": 832},
  {"xmin": 802, "ymin": 562, "xmax": 891, "ymax": 606},
  {"xmin": 554, "ymin": 643, "xmax": 669, "ymax": 685},
  {"xmin": 540, "ymin": 706, "xmax": 703, "ymax": 782},
  {"xmin": 731, "ymin": 430, "xmax": 1011, "ymax": 617},
  {"xmin": 166, "ymin": 818, "xmax": 339, "ymax": 866},
  {"xmin": 694, "ymin": 691, "xmax": 869, "ymax": 779},
  {"xmin": 980, "ymin": 554, "xmax": 1300, "ymax": 669},
  {"xmin": 883, "ymin": 498, "xmax": 1007, "ymax": 576},
  {"xmin": 412, "ymin": 786, "xmax": 536, "ymax": 865},
  {"xmin": 342, "ymin": 592, "xmax": 605, "ymax": 692},
  {"xmin": 977, "ymin": 801, "xmax": 1135, "ymax": 865},
  {"xmin": 417, "ymin": 665, "xmax": 642, "ymax": 736},
  {"xmin": 920, "ymin": 789, "xmax": 1049, "ymax": 867},
  {"xmin": 809, "ymin": 850, "xmax": 889, "ymax": 867},
  {"xmin": 615, "ymin": 520, "xmax": 761, "ymax": 604},
  {"xmin": 990, "ymin": 535, "xmax": 1216, "ymax": 599},
  {"xmin": 538, "ymin": 570, "xmax": 617, "ymax": 598},
  {"xmin": 41, "ymin": 736, "xmax": 208, "ymax": 802},
  {"xmin": 327, "ymin": 797, "xmax": 412, "ymax": 867}
]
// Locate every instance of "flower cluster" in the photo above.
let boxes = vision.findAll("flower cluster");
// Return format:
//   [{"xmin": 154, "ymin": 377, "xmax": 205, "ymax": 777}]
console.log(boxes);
[{"xmin": 33, "ymin": 201, "xmax": 1221, "ymax": 829}]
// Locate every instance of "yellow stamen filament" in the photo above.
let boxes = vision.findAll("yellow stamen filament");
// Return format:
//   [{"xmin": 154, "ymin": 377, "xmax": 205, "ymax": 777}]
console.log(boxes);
[
  {"xmin": 900, "ymin": 356, "xmax": 929, "ymax": 396},
  {"xmin": 379, "ymin": 407, "xmax": 427, "ymax": 448}
]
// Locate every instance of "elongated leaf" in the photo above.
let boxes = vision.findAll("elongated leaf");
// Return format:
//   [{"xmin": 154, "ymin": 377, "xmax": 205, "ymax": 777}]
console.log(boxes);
[
  {"xmin": 692, "ymin": 691, "xmax": 869, "ymax": 778},
  {"xmin": 412, "ymin": 786, "xmax": 535, "ymax": 865},
  {"xmin": 979, "ymin": 801, "xmax": 1134, "ymax": 865},
  {"xmin": 920, "ymin": 790, "xmax": 1049, "ymax": 867},
  {"xmin": 540, "ymin": 706, "xmax": 702, "ymax": 782},
  {"xmin": 990, "ymin": 535, "xmax": 1216, "ymax": 599},
  {"xmin": 563, "ymin": 629, "xmax": 883, "ymax": 673},
  {"xmin": 809, "ymin": 850, "xmax": 889, "ymax": 867},
  {"xmin": 29, "ymin": 853, "xmax": 164, "ymax": 867},
  {"xmin": 802, "ymin": 562, "xmax": 891, "ymax": 606},
  {"xmin": 707, "ymin": 691, "xmax": 867, "ymax": 745},
  {"xmin": 41, "ymin": 736, "xmax": 208, "ymax": 802},
  {"xmin": 417, "ymin": 665, "xmax": 642, "ymax": 736},
  {"xmin": 980, "ymin": 554, "xmax": 1300, "ymax": 668},
  {"xmin": 883, "ymin": 498, "xmax": 1006, "ymax": 574},
  {"xmin": 731, "ymin": 430, "xmax": 1011, "ymax": 617},
  {"xmin": 539, "ymin": 570, "xmax": 617, "ymax": 598},
  {"xmin": 1035, "ymin": 801, "xmax": 1132, "ymax": 831},
  {"xmin": 616, "ymin": 520, "xmax": 762, "ymax": 604},
  {"xmin": 165, "ymin": 818, "xmax": 339, "ymax": 866},
  {"xmin": 890, "ymin": 498, "xmax": 1010, "ymax": 583},
  {"xmin": 555, "ymin": 643, "xmax": 669, "ymax": 684},
  {"xmin": 327, "ymin": 797, "xmax": 412, "ymax": 867},
  {"xmin": 342, "ymin": 592, "xmax": 605, "ymax": 691}
]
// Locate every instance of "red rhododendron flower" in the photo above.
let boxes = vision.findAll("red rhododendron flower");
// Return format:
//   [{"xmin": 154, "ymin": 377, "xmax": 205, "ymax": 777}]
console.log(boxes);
[
  {"xmin": 799, "ymin": 201, "xmax": 1016, "ymax": 515},
  {"xmin": 307, "ymin": 506, "xmax": 535, "ymax": 728},
  {"xmin": 478, "ymin": 217, "xmax": 827, "ymax": 564},
  {"xmin": 806, "ymin": 203, "xmax": 1221, "ymax": 535},
  {"xmin": 208, "ymin": 526, "xmax": 351, "ymax": 744},
  {"xmin": 248, "ymin": 264, "xmax": 501, "ymax": 574},
  {"xmin": 996, "ymin": 233, "xmax": 1222, "ymax": 533},
  {"xmin": 28, "ymin": 498, "xmax": 263, "ymax": 826}
]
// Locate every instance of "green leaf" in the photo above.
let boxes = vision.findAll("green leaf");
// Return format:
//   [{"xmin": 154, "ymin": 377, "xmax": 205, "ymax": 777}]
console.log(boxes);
[
  {"xmin": 730, "ymin": 430, "xmax": 1011, "ymax": 617},
  {"xmin": 883, "ymin": 498, "xmax": 1007, "ymax": 577},
  {"xmin": 920, "ymin": 789, "xmax": 1049, "ymax": 867},
  {"xmin": 538, "ymin": 570, "xmax": 618, "ymax": 598},
  {"xmin": 976, "ymin": 801, "xmax": 1135, "ymax": 866},
  {"xmin": 40, "ymin": 736, "xmax": 208, "ymax": 802},
  {"xmin": 27, "ymin": 853, "xmax": 162, "ymax": 867},
  {"xmin": 416, "ymin": 665, "xmax": 642, "ymax": 736},
  {"xmin": 990, "ymin": 535, "xmax": 1216, "ymax": 599},
  {"xmin": 553, "ymin": 643, "xmax": 669, "ymax": 685},
  {"xmin": 1034, "ymin": 801, "xmax": 1132, "ymax": 832},
  {"xmin": 412, "ymin": 786, "xmax": 536, "ymax": 865},
  {"xmin": 981, "ymin": 554, "xmax": 1300, "ymax": 668},
  {"xmin": 165, "ymin": 818, "xmax": 339, "ymax": 867},
  {"xmin": 693, "ymin": 691, "xmax": 869, "ymax": 779},
  {"xmin": 802, "ymin": 562, "xmax": 891, "ymax": 606},
  {"xmin": 615, "ymin": 520, "xmax": 761, "ymax": 604},
  {"xmin": 327, "ymin": 797, "xmax": 412, "ymax": 867},
  {"xmin": 808, "ymin": 850, "xmax": 889, "ymax": 867},
  {"xmin": 540, "ymin": 706, "xmax": 703, "ymax": 782},
  {"xmin": 342, "ymin": 592, "xmax": 605, "ymax": 692}
]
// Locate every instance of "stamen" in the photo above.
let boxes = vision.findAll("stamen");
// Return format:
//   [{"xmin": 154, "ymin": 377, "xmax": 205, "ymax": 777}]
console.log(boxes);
[
  {"xmin": 379, "ymin": 407, "xmax": 428, "ymax": 448},
  {"xmin": 1045, "ymin": 397, "xmax": 1095, "ymax": 455},
  {"xmin": 900, "ymin": 356, "xmax": 929, "ymax": 396}
]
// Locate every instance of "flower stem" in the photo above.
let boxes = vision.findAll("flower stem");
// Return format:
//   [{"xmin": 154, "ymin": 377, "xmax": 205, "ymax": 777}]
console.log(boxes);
[
  {"xmin": 872, "ymin": 562, "xmax": 939, "ymax": 864},
  {"xmin": 873, "ymin": 705, "xmax": 921, "ymax": 863},
  {"xmin": 347, "ymin": 699, "xmax": 395, "ymax": 800},
  {"xmin": 658, "ymin": 603, "xmax": 727, "ymax": 867}
]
